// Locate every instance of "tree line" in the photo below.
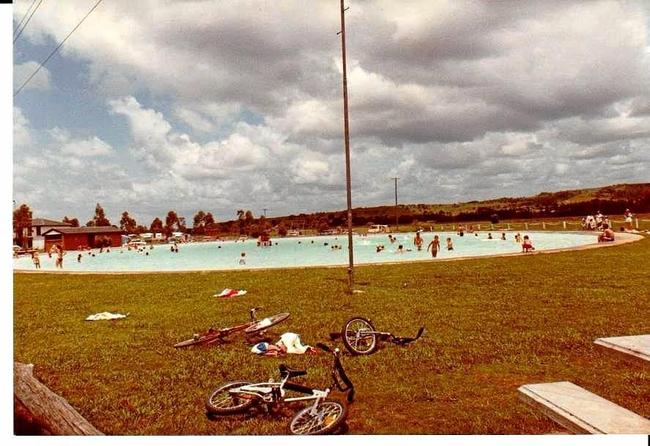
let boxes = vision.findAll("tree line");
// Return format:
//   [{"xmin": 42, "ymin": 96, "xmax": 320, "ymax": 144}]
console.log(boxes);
[{"xmin": 13, "ymin": 183, "xmax": 650, "ymax": 246}]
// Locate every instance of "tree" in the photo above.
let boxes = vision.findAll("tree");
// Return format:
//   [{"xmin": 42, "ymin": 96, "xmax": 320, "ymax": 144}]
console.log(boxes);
[
  {"xmin": 193, "ymin": 210, "xmax": 216, "ymax": 235},
  {"xmin": 119, "ymin": 211, "xmax": 137, "ymax": 233},
  {"xmin": 150, "ymin": 217, "xmax": 164, "ymax": 233},
  {"xmin": 62, "ymin": 216, "xmax": 80, "ymax": 227},
  {"xmin": 277, "ymin": 222, "xmax": 288, "ymax": 237},
  {"xmin": 13, "ymin": 204, "xmax": 32, "ymax": 248},
  {"xmin": 236, "ymin": 210, "xmax": 245, "ymax": 234},
  {"xmin": 258, "ymin": 215, "xmax": 270, "ymax": 233},
  {"xmin": 178, "ymin": 216, "xmax": 187, "ymax": 232},
  {"xmin": 317, "ymin": 217, "xmax": 330, "ymax": 233},
  {"xmin": 193, "ymin": 210, "xmax": 207, "ymax": 233},
  {"xmin": 165, "ymin": 211, "xmax": 179, "ymax": 236},
  {"xmin": 91, "ymin": 203, "xmax": 111, "ymax": 226}
]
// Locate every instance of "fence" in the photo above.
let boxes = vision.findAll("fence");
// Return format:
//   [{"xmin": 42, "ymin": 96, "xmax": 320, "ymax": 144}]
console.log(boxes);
[{"xmin": 425, "ymin": 218, "xmax": 649, "ymax": 232}]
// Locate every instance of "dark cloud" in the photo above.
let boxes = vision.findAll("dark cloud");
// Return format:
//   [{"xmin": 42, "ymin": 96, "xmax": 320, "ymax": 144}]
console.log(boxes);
[{"xmin": 12, "ymin": 0, "xmax": 650, "ymax": 221}]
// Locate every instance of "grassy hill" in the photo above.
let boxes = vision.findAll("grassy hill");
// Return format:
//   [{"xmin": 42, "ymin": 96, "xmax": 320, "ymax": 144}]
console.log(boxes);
[{"xmin": 231, "ymin": 183, "xmax": 650, "ymax": 232}]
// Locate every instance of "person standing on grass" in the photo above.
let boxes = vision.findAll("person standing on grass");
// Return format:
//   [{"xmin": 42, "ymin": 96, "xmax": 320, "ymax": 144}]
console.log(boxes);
[
  {"xmin": 427, "ymin": 235, "xmax": 440, "ymax": 258},
  {"xmin": 624, "ymin": 209, "xmax": 633, "ymax": 231}
]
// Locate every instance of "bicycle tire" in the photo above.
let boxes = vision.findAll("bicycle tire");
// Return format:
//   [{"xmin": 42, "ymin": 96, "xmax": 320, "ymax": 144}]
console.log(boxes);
[
  {"xmin": 205, "ymin": 381, "xmax": 259, "ymax": 415},
  {"xmin": 174, "ymin": 330, "xmax": 222, "ymax": 348},
  {"xmin": 342, "ymin": 317, "xmax": 377, "ymax": 355},
  {"xmin": 288, "ymin": 399, "xmax": 348, "ymax": 435},
  {"xmin": 244, "ymin": 312, "xmax": 290, "ymax": 334}
]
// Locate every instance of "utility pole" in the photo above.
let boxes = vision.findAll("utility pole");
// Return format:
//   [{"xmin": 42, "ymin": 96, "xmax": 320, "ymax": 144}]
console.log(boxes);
[
  {"xmin": 262, "ymin": 208, "xmax": 268, "ymax": 218},
  {"xmin": 339, "ymin": 0, "xmax": 354, "ymax": 294},
  {"xmin": 391, "ymin": 177, "xmax": 399, "ymax": 231}
]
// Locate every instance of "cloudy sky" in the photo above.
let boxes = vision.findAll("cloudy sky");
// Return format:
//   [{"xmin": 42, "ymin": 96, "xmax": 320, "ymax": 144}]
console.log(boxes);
[{"xmin": 12, "ymin": 0, "xmax": 650, "ymax": 225}]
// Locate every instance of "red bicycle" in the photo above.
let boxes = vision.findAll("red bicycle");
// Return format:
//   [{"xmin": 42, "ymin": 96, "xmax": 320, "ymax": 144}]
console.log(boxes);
[{"xmin": 174, "ymin": 307, "xmax": 290, "ymax": 348}]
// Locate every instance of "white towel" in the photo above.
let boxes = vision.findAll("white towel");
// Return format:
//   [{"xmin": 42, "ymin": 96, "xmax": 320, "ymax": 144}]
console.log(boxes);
[{"xmin": 86, "ymin": 312, "xmax": 128, "ymax": 321}]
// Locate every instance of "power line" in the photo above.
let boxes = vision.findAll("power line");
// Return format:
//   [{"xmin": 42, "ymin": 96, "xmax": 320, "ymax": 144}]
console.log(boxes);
[
  {"xmin": 14, "ymin": 0, "xmax": 104, "ymax": 98},
  {"xmin": 13, "ymin": 0, "xmax": 45, "ymax": 43},
  {"xmin": 13, "ymin": 0, "xmax": 39, "ymax": 39}
]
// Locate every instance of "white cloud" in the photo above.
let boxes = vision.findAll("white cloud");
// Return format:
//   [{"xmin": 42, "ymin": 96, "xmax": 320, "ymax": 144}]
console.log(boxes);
[
  {"xmin": 174, "ymin": 107, "xmax": 217, "ymax": 133},
  {"xmin": 60, "ymin": 136, "xmax": 113, "ymax": 157},
  {"xmin": 13, "ymin": 107, "xmax": 31, "ymax": 148},
  {"xmin": 14, "ymin": 61, "xmax": 51, "ymax": 92}
]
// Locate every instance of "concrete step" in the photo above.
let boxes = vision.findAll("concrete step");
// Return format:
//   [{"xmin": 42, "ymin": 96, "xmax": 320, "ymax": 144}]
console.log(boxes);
[
  {"xmin": 594, "ymin": 335, "xmax": 650, "ymax": 365},
  {"xmin": 518, "ymin": 381, "xmax": 650, "ymax": 434}
]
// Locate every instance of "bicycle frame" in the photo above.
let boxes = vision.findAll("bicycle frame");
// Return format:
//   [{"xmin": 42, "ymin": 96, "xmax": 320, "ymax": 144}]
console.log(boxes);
[
  {"xmin": 175, "ymin": 307, "xmax": 284, "ymax": 348},
  {"xmin": 226, "ymin": 343, "xmax": 353, "ymax": 407},
  {"xmin": 231, "ymin": 378, "xmax": 330, "ymax": 405}
]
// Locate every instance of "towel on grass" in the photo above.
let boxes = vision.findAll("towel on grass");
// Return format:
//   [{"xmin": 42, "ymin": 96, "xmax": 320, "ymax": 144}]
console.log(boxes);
[
  {"xmin": 86, "ymin": 312, "xmax": 128, "ymax": 321},
  {"xmin": 214, "ymin": 288, "xmax": 247, "ymax": 298}
]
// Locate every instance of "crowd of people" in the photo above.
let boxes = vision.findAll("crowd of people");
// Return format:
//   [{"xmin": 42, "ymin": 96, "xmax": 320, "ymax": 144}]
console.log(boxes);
[
  {"xmin": 25, "ymin": 210, "xmax": 639, "ymax": 270},
  {"xmin": 368, "ymin": 229, "xmax": 539, "ymax": 258},
  {"xmin": 583, "ymin": 209, "xmax": 635, "ymax": 236},
  {"xmin": 581, "ymin": 208, "xmax": 637, "ymax": 243}
]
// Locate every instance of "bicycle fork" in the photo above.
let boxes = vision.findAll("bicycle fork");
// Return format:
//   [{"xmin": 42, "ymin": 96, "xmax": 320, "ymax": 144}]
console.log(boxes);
[{"xmin": 306, "ymin": 389, "xmax": 330, "ymax": 417}]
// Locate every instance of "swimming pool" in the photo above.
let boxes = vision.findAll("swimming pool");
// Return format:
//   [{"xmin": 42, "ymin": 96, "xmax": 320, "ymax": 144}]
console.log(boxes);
[{"xmin": 13, "ymin": 231, "xmax": 601, "ymax": 272}]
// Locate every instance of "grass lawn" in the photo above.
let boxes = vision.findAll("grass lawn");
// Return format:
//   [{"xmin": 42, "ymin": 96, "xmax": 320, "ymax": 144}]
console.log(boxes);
[{"xmin": 13, "ymin": 236, "xmax": 650, "ymax": 434}]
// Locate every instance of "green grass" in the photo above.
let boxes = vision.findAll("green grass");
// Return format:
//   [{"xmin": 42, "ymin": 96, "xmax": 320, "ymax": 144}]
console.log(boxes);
[{"xmin": 14, "ymin": 236, "xmax": 650, "ymax": 434}]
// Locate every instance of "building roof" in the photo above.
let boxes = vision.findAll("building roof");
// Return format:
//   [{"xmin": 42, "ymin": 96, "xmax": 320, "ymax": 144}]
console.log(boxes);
[
  {"xmin": 42, "ymin": 226, "xmax": 124, "ymax": 236},
  {"xmin": 31, "ymin": 218, "xmax": 72, "ymax": 227}
]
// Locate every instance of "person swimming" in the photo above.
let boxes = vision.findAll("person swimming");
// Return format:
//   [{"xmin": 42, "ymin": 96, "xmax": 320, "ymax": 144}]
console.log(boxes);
[{"xmin": 446, "ymin": 237, "xmax": 453, "ymax": 251}]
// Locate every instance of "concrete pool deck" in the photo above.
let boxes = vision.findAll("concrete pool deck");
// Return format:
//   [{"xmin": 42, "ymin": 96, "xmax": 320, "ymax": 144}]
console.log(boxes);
[{"xmin": 13, "ymin": 231, "xmax": 645, "ymax": 275}]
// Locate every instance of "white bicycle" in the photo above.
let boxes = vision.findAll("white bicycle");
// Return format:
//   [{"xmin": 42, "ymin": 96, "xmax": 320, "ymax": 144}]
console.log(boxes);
[{"xmin": 205, "ymin": 343, "xmax": 355, "ymax": 435}]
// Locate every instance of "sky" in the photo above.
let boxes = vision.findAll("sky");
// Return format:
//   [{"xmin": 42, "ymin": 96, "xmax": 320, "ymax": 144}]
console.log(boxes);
[{"xmin": 11, "ymin": 0, "xmax": 650, "ymax": 226}]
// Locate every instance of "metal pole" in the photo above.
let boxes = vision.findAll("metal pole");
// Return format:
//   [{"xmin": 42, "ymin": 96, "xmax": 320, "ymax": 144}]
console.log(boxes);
[
  {"xmin": 391, "ymin": 177, "xmax": 399, "ymax": 231},
  {"xmin": 340, "ymin": 0, "xmax": 354, "ymax": 294},
  {"xmin": 262, "ymin": 208, "xmax": 268, "ymax": 217}
]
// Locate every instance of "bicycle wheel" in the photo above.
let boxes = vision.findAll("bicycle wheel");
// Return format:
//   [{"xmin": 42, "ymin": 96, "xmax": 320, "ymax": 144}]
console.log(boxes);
[
  {"xmin": 205, "ymin": 381, "xmax": 259, "ymax": 415},
  {"xmin": 244, "ymin": 312, "xmax": 290, "ymax": 334},
  {"xmin": 174, "ymin": 330, "xmax": 222, "ymax": 348},
  {"xmin": 342, "ymin": 317, "xmax": 377, "ymax": 355},
  {"xmin": 288, "ymin": 399, "xmax": 348, "ymax": 435}
]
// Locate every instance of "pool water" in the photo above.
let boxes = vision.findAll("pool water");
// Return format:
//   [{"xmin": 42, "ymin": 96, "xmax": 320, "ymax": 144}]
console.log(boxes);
[{"xmin": 13, "ymin": 231, "xmax": 597, "ymax": 272}]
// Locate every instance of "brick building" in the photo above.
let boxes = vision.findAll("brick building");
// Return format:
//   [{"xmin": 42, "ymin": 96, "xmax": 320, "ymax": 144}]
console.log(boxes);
[
  {"xmin": 41, "ymin": 226, "xmax": 124, "ymax": 251},
  {"xmin": 25, "ymin": 218, "xmax": 72, "ymax": 250}
]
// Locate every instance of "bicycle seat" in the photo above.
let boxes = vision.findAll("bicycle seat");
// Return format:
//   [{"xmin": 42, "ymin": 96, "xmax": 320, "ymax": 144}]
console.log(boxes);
[{"xmin": 279, "ymin": 364, "xmax": 307, "ymax": 378}]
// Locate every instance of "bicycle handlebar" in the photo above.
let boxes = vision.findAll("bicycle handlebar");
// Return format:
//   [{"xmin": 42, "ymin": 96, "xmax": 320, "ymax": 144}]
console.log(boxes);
[
  {"xmin": 317, "ymin": 342, "xmax": 354, "ymax": 402},
  {"xmin": 249, "ymin": 307, "xmax": 264, "ymax": 320}
]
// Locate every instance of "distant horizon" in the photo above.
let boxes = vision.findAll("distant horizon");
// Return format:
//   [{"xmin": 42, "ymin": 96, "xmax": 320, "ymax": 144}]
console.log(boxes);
[{"xmin": 19, "ymin": 181, "xmax": 649, "ymax": 226}]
